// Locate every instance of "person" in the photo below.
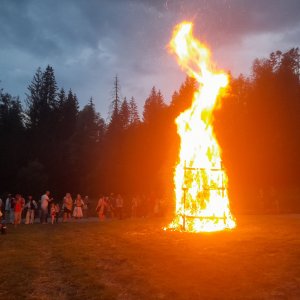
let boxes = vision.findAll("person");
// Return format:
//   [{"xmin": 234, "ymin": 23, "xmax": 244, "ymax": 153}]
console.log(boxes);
[
  {"xmin": 96, "ymin": 196, "xmax": 107, "ymax": 221},
  {"xmin": 50, "ymin": 203, "xmax": 56, "ymax": 224},
  {"xmin": 54, "ymin": 203, "xmax": 60, "ymax": 223},
  {"xmin": 14, "ymin": 194, "xmax": 22, "ymax": 226},
  {"xmin": 63, "ymin": 193, "xmax": 73, "ymax": 222},
  {"xmin": 4, "ymin": 194, "xmax": 12, "ymax": 223},
  {"xmin": 20, "ymin": 196, "xmax": 26, "ymax": 221},
  {"xmin": 25, "ymin": 195, "xmax": 38, "ymax": 224},
  {"xmin": 10, "ymin": 196, "xmax": 15, "ymax": 224},
  {"xmin": 115, "ymin": 194, "xmax": 124, "ymax": 220},
  {"xmin": 73, "ymin": 194, "xmax": 84, "ymax": 219},
  {"xmin": 40, "ymin": 191, "xmax": 51, "ymax": 224}
]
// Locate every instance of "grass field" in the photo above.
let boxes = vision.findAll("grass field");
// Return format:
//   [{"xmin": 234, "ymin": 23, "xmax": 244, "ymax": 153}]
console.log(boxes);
[{"xmin": 1, "ymin": 215, "xmax": 300, "ymax": 300}]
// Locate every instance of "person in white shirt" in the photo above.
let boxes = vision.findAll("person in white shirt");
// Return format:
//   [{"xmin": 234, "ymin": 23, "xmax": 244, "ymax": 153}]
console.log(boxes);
[{"xmin": 40, "ymin": 191, "xmax": 51, "ymax": 224}]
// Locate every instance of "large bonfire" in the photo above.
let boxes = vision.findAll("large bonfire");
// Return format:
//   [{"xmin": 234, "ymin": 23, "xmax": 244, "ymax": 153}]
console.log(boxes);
[{"xmin": 167, "ymin": 22, "xmax": 236, "ymax": 232}]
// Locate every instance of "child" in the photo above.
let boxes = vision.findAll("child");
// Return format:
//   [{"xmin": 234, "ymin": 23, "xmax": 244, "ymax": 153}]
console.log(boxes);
[
  {"xmin": 50, "ymin": 203, "xmax": 56, "ymax": 225},
  {"xmin": 54, "ymin": 203, "xmax": 60, "ymax": 223}
]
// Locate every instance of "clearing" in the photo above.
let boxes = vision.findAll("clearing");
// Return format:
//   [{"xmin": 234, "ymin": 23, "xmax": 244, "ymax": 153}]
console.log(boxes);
[{"xmin": 1, "ymin": 215, "xmax": 300, "ymax": 299}]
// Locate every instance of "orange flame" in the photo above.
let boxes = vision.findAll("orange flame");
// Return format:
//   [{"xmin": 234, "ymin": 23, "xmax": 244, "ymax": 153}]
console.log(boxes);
[{"xmin": 167, "ymin": 22, "xmax": 236, "ymax": 232}]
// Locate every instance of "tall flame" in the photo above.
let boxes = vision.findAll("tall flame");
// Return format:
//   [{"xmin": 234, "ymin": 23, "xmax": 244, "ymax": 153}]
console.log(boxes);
[{"xmin": 167, "ymin": 22, "xmax": 236, "ymax": 232}]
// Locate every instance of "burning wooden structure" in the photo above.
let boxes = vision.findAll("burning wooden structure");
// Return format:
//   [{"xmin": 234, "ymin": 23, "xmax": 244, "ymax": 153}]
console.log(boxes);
[{"xmin": 166, "ymin": 22, "xmax": 236, "ymax": 232}]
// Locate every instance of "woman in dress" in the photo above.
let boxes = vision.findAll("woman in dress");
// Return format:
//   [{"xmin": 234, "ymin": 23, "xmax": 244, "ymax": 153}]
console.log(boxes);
[
  {"xmin": 25, "ymin": 195, "xmax": 37, "ymax": 224},
  {"xmin": 14, "ymin": 194, "xmax": 22, "ymax": 226},
  {"xmin": 73, "ymin": 194, "xmax": 84, "ymax": 219}
]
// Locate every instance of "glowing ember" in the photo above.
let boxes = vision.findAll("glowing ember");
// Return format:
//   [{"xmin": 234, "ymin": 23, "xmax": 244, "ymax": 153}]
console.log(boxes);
[{"xmin": 167, "ymin": 22, "xmax": 236, "ymax": 232}]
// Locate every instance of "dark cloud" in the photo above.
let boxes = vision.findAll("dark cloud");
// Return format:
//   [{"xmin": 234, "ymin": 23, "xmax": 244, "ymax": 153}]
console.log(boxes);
[{"xmin": 0, "ymin": 0, "xmax": 299, "ymax": 115}]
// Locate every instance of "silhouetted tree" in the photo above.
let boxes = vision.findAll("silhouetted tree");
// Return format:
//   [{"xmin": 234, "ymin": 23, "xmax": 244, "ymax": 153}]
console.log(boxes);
[
  {"xmin": 129, "ymin": 96, "xmax": 140, "ymax": 125},
  {"xmin": 170, "ymin": 76, "xmax": 197, "ymax": 117},
  {"xmin": 0, "ymin": 90, "xmax": 25, "ymax": 192},
  {"xmin": 26, "ymin": 67, "xmax": 43, "ymax": 130},
  {"xmin": 17, "ymin": 160, "xmax": 48, "ymax": 195},
  {"xmin": 120, "ymin": 97, "xmax": 130, "ymax": 129},
  {"xmin": 1, "ymin": 48, "xmax": 300, "ymax": 213},
  {"xmin": 143, "ymin": 86, "xmax": 166, "ymax": 124},
  {"xmin": 59, "ymin": 89, "xmax": 79, "ymax": 139}
]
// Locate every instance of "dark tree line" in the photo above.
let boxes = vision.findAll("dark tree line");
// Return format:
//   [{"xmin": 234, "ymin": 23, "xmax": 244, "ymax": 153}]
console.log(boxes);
[
  {"xmin": 214, "ymin": 48, "xmax": 300, "ymax": 212},
  {"xmin": 1, "ymin": 48, "xmax": 300, "ymax": 212}
]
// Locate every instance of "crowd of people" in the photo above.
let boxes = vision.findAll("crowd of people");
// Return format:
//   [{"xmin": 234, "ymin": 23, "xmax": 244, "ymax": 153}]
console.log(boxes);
[
  {"xmin": 0, "ymin": 191, "xmax": 167, "ymax": 232},
  {"xmin": 0, "ymin": 191, "xmax": 90, "ymax": 227}
]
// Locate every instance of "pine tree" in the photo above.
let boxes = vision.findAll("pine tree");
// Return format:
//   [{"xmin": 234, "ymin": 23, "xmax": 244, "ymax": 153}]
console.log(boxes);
[
  {"xmin": 120, "ymin": 97, "xmax": 130, "ymax": 129},
  {"xmin": 143, "ymin": 86, "xmax": 166, "ymax": 124},
  {"xmin": 0, "ymin": 92, "xmax": 24, "ymax": 134},
  {"xmin": 78, "ymin": 97, "xmax": 102, "ymax": 140},
  {"xmin": 26, "ymin": 67, "xmax": 43, "ymax": 129},
  {"xmin": 107, "ymin": 75, "xmax": 122, "ymax": 135},
  {"xmin": 110, "ymin": 75, "xmax": 121, "ymax": 120},
  {"xmin": 58, "ymin": 89, "xmax": 79, "ymax": 139},
  {"xmin": 41, "ymin": 65, "xmax": 58, "ymax": 109},
  {"xmin": 129, "ymin": 96, "xmax": 140, "ymax": 125},
  {"xmin": 25, "ymin": 65, "xmax": 60, "ymax": 179},
  {"xmin": 170, "ymin": 76, "xmax": 197, "ymax": 117},
  {"xmin": 26, "ymin": 65, "xmax": 58, "ymax": 131},
  {"xmin": 68, "ymin": 97, "xmax": 105, "ymax": 192},
  {"xmin": 57, "ymin": 88, "xmax": 66, "ymax": 106},
  {"xmin": 0, "ymin": 91, "xmax": 25, "ymax": 192}
]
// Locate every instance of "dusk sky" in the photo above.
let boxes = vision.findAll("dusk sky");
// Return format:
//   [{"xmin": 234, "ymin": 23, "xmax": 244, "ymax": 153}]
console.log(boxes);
[{"xmin": 1, "ymin": 0, "xmax": 300, "ymax": 117}]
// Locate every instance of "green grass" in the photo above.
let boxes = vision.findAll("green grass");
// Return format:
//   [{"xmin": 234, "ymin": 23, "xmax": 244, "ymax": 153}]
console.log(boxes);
[{"xmin": 1, "ymin": 215, "xmax": 300, "ymax": 299}]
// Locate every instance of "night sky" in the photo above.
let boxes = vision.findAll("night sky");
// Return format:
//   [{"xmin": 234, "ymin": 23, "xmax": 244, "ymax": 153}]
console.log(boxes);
[{"xmin": 1, "ymin": 0, "xmax": 300, "ymax": 117}]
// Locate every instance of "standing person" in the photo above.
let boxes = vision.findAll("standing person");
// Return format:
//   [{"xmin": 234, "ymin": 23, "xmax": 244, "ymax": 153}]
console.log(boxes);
[
  {"xmin": 54, "ymin": 203, "xmax": 60, "ymax": 223},
  {"xmin": 14, "ymin": 194, "xmax": 22, "ymax": 226},
  {"xmin": 73, "ymin": 194, "xmax": 84, "ymax": 219},
  {"xmin": 96, "ymin": 196, "xmax": 107, "ymax": 221},
  {"xmin": 10, "ymin": 196, "xmax": 15, "ymax": 224},
  {"xmin": 25, "ymin": 195, "xmax": 38, "ymax": 224},
  {"xmin": 115, "ymin": 194, "xmax": 124, "ymax": 220},
  {"xmin": 40, "ymin": 191, "xmax": 51, "ymax": 224},
  {"xmin": 50, "ymin": 203, "xmax": 56, "ymax": 224},
  {"xmin": 20, "ymin": 196, "xmax": 26, "ymax": 222},
  {"xmin": 63, "ymin": 193, "xmax": 73, "ymax": 222},
  {"xmin": 4, "ymin": 194, "xmax": 12, "ymax": 224}
]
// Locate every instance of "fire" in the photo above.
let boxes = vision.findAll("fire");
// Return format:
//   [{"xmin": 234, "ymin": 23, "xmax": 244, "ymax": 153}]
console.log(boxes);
[{"xmin": 167, "ymin": 22, "xmax": 236, "ymax": 232}]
